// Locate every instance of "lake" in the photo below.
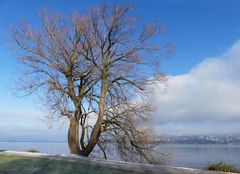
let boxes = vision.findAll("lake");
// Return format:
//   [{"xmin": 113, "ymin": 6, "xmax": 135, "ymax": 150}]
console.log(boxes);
[
  {"xmin": 159, "ymin": 144, "xmax": 240, "ymax": 169},
  {"xmin": 0, "ymin": 142, "xmax": 240, "ymax": 169}
]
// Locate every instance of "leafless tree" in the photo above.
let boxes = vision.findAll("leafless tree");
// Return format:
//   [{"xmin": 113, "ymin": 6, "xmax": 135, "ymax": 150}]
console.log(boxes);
[{"xmin": 12, "ymin": 4, "xmax": 173, "ymax": 164}]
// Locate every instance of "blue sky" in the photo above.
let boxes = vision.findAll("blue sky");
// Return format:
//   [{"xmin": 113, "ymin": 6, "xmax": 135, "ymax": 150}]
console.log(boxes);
[{"xmin": 1, "ymin": 0, "xmax": 240, "ymax": 140}]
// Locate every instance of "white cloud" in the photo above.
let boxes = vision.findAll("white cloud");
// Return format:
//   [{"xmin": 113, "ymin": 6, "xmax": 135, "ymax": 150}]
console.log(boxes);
[{"xmin": 153, "ymin": 41, "xmax": 240, "ymax": 135}]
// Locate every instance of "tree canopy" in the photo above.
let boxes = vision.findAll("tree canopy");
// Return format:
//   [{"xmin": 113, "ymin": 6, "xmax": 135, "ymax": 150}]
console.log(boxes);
[{"xmin": 12, "ymin": 4, "xmax": 173, "ymax": 164}]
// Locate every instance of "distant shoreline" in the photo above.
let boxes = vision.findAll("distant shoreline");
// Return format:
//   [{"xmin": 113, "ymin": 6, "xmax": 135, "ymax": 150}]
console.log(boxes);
[
  {"xmin": 1, "ymin": 140, "xmax": 240, "ymax": 145},
  {"xmin": 0, "ymin": 140, "xmax": 67, "ymax": 143}
]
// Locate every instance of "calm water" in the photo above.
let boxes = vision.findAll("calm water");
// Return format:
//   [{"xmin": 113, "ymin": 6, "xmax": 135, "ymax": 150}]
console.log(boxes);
[
  {"xmin": 159, "ymin": 144, "xmax": 240, "ymax": 169},
  {"xmin": 0, "ymin": 142, "xmax": 240, "ymax": 169}
]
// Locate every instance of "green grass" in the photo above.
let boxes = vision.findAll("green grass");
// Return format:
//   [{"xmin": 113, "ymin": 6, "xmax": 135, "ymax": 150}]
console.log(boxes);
[
  {"xmin": 207, "ymin": 162, "xmax": 240, "ymax": 173},
  {"xmin": 0, "ymin": 155, "xmax": 143, "ymax": 174}
]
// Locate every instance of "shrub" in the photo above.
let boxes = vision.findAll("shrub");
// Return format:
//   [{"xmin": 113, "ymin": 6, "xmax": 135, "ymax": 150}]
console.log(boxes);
[
  {"xmin": 207, "ymin": 162, "xmax": 239, "ymax": 173},
  {"xmin": 26, "ymin": 149, "xmax": 40, "ymax": 153}
]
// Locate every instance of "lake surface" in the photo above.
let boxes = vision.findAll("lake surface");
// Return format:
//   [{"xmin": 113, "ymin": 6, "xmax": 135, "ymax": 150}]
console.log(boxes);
[
  {"xmin": 159, "ymin": 144, "xmax": 240, "ymax": 169},
  {"xmin": 0, "ymin": 142, "xmax": 240, "ymax": 169}
]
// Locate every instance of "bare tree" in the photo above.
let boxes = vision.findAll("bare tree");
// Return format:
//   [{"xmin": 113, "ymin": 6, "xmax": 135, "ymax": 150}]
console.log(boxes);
[{"xmin": 12, "ymin": 4, "xmax": 173, "ymax": 164}]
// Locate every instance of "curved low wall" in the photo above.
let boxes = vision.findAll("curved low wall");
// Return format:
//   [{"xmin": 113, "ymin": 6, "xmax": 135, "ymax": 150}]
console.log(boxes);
[{"xmin": 0, "ymin": 151, "xmax": 236, "ymax": 174}]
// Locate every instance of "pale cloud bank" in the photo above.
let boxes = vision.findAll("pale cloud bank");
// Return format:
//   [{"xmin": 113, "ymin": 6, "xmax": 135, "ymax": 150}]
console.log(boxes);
[{"xmin": 153, "ymin": 41, "xmax": 240, "ymax": 135}]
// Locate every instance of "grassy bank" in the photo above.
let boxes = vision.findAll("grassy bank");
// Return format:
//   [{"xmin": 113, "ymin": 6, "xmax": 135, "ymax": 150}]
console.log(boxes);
[
  {"xmin": 0, "ymin": 155, "xmax": 142, "ymax": 174},
  {"xmin": 1, "ymin": 153, "xmax": 237, "ymax": 174}
]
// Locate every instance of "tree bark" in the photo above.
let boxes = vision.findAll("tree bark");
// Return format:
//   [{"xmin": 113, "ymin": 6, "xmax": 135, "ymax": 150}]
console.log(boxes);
[{"xmin": 68, "ymin": 117, "xmax": 81, "ymax": 154}]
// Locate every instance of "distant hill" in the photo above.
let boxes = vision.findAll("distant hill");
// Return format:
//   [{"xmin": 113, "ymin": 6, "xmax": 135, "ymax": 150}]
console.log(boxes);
[{"xmin": 154, "ymin": 135, "xmax": 240, "ymax": 145}]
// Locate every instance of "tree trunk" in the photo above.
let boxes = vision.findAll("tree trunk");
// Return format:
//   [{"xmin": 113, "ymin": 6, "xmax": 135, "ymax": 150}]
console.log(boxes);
[
  {"xmin": 83, "ymin": 67, "xmax": 107, "ymax": 156},
  {"xmin": 68, "ymin": 117, "xmax": 81, "ymax": 155}
]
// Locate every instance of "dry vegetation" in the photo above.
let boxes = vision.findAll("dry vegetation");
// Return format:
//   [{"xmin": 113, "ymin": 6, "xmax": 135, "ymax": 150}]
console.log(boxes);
[{"xmin": 207, "ymin": 162, "xmax": 240, "ymax": 173}]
